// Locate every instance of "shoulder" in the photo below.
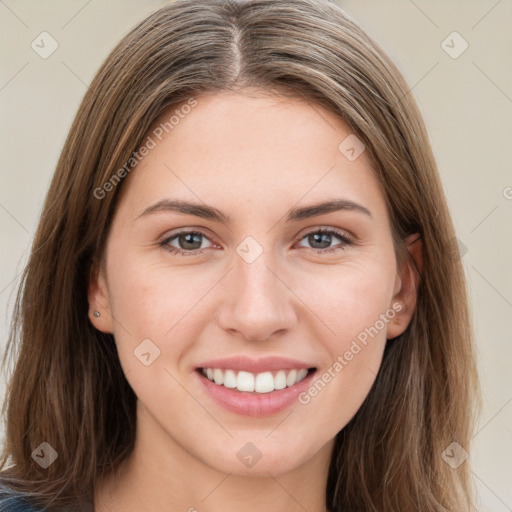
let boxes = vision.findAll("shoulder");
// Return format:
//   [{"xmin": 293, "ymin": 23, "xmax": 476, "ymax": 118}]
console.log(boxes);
[{"xmin": 0, "ymin": 484, "xmax": 44, "ymax": 511}]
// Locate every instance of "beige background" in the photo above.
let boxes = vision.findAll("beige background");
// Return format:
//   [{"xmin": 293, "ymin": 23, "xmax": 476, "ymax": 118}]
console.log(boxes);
[{"xmin": 1, "ymin": 1, "xmax": 511, "ymax": 509}]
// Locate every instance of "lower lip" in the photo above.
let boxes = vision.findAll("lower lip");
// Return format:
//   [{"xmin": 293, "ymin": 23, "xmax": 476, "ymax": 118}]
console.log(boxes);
[{"xmin": 196, "ymin": 369, "xmax": 316, "ymax": 417}]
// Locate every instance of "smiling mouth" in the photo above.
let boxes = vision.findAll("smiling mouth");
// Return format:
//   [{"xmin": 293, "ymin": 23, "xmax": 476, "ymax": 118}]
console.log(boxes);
[{"xmin": 197, "ymin": 367, "xmax": 317, "ymax": 394}]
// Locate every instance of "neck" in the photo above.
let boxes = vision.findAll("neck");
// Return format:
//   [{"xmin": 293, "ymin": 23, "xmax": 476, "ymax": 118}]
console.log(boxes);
[{"xmin": 93, "ymin": 402, "xmax": 334, "ymax": 512}]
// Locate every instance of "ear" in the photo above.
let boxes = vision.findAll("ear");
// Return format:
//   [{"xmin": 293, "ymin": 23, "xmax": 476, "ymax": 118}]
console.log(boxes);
[
  {"xmin": 386, "ymin": 233, "xmax": 423, "ymax": 340},
  {"xmin": 88, "ymin": 258, "xmax": 115, "ymax": 333}
]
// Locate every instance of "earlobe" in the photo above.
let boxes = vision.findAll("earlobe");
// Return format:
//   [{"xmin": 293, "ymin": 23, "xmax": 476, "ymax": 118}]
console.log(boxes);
[
  {"xmin": 87, "ymin": 260, "xmax": 114, "ymax": 333},
  {"xmin": 387, "ymin": 233, "xmax": 423, "ymax": 340}
]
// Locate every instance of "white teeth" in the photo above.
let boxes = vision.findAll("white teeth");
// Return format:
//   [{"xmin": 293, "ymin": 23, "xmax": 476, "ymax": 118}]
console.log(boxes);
[
  {"xmin": 255, "ymin": 371, "xmax": 274, "ymax": 393},
  {"xmin": 237, "ymin": 371, "xmax": 255, "ymax": 392},
  {"xmin": 213, "ymin": 368, "xmax": 224, "ymax": 385},
  {"xmin": 286, "ymin": 369, "xmax": 297, "ymax": 387},
  {"xmin": 201, "ymin": 367, "xmax": 312, "ymax": 393},
  {"xmin": 297, "ymin": 369, "xmax": 308, "ymax": 383},
  {"xmin": 274, "ymin": 370, "xmax": 287, "ymax": 390},
  {"xmin": 223, "ymin": 369, "xmax": 237, "ymax": 389}
]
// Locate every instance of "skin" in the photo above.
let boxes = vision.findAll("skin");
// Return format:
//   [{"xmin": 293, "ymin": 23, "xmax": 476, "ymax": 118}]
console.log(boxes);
[{"xmin": 89, "ymin": 88, "xmax": 421, "ymax": 512}]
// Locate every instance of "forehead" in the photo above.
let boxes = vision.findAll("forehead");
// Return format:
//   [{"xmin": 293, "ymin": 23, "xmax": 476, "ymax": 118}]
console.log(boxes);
[{"xmin": 116, "ymin": 89, "xmax": 387, "ymax": 224}]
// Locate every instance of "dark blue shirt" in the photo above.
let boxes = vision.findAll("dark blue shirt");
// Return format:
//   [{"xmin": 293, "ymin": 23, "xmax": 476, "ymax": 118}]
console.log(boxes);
[
  {"xmin": 0, "ymin": 485, "xmax": 93, "ymax": 511},
  {"xmin": 0, "ymin": 487, "xmax": 43, "ymax": 512}
]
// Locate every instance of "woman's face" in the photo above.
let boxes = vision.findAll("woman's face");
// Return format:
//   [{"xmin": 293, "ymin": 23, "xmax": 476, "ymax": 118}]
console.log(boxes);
[{"xmin": 90, "ymin": 89, "xmax": 415, "ymax": 477}]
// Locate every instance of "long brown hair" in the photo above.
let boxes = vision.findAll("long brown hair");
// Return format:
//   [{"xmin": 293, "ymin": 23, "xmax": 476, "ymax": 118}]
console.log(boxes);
[{"xmin": 0, "ymin": 0, "xmax": 480, "ymax": 510}]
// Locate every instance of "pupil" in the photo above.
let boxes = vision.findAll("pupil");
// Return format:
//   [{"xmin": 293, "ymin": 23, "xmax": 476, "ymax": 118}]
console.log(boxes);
[
  {"xmin": 181, "ymin": 233, "xmax": 201, "ymax": 249},
  {"xmin": 311, "ymin": 233, "xmax": 330, "ymax": 249}
]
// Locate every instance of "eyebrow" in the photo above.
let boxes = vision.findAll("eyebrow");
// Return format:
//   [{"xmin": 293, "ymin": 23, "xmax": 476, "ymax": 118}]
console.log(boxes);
[{"xmin": 136, "ymin": 198, "xmax": 372, "ymax": 224}]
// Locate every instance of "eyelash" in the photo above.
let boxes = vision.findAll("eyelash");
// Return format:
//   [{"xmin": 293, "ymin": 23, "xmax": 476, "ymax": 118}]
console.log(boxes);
[{"xmin": 158, "ymin": 228, "xmax": 353, "ymax": 257}]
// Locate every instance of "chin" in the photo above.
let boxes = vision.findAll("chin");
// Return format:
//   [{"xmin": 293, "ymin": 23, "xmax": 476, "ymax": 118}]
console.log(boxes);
[{"xmin": 200, "ymin": 434, "xmax": 324, "ymax": 477}]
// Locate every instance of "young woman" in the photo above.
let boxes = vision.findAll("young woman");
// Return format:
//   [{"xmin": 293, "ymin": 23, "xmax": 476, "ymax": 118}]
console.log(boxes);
[{"xmin": 0, "ymin": 0, "xmax": 480, "ymax": 510}]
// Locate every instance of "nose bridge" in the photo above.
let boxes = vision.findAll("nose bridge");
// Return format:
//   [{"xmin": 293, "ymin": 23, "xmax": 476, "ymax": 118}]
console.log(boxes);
[
  {"xmin": 237, "ymin": 249, "xmax": 279, "ymax": 303},
  {"xmin": 217, "ymin": 243, "xmax": 296, "ymax": 341},
  {"xmin": 233, "ymin": 232, "xmax": 281, "ymax": 300}
]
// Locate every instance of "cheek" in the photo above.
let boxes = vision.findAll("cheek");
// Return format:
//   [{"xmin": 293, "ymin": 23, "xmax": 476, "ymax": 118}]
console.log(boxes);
[
  {"xmin": 107, "ymin": 252, "xmax": 207, "ymax": 337},
  {"xmin": 105, "ymin": 252, "xmax": 237, "ymax": 401},
  {"xmin": 294, "ymin": 260, "xmax": 394, "ymax": 420},
  {"xmin": 300, "ymin": 257, "xmax": 396, "ymax": 344},
  {"xmin": 298, "ymin": 311, "xmax": 388, "ymax": 439},
  {"xmin": 104, "ymin": 255, "xmax": 202, "ymax": 384}
]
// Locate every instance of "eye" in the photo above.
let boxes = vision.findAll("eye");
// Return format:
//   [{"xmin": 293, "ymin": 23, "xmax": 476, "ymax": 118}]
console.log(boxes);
[
  {"xmin": 159, "ymin": 230, "xmax": 215, "ymax": 256},
  {"xmin": 295, "ymin": 228, "xmax": 353, "ymax": 253},
  {"xmin": 159, "ymin": 227, "xmax": 353, "ymax": 257}
]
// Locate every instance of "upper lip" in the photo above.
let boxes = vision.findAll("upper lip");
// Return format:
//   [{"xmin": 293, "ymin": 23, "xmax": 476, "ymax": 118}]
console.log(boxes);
[{"xmin": 196, "ymin": 356, "xmax": 317, "ymax": 374}]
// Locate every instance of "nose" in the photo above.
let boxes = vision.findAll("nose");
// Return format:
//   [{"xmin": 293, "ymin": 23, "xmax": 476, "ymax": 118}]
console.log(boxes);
[{"xmin": 216, "ymin": 250, "xmax": 298, "ymax": 343}]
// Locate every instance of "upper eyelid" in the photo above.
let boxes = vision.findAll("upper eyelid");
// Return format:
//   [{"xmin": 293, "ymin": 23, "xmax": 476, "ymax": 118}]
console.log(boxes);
[{"xmin": 296, "ymin": 228, "xmax": 352, "ymax": 243}]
